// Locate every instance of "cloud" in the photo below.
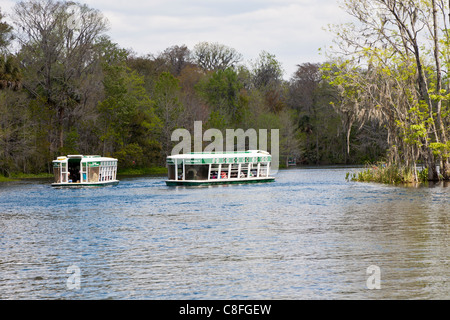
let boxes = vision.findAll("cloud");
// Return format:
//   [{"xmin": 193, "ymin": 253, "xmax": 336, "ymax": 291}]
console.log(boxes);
[
  {"xmin": 0, "ymin": 0, "xmax": 349, "ymax": 78},
  {"xmin": 92, "ymin": 0, "xmax": 347, "ymax": 77}
]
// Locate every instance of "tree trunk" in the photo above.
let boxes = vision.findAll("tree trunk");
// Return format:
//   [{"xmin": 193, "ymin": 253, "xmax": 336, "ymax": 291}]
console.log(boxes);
[
  {"xmin": 441, "ymin": 159, "xmax": 450, "ymax": 180},
  {"xmin": 427, "ymin": 150, "xmax": 439, "ymax": 181},
  {"xmin": 345, "ymin": 117, "xmax": 354, "ymax": 164},
  {"xmin": 58, "ymin": 106, "xmax": 64, "ymax": 151},
  {"xmin": 432, "ymin": 0, "xmax": 449, "ymax": 180}
]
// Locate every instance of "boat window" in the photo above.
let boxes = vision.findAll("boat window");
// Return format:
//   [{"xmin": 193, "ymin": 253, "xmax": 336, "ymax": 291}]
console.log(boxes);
[
  {"xmin": 220, "ymin": 164, "xmax": 230, "ymax": 179},
  {"xmin": 240, "ymin": 163, "xmax": 249, "ymax": 178},
  {"xmin": 249, "ymin": 163, "xmax": 257, "ymax": 177},
  {"xmin": 53, "ymin": 166, "xmax": 61, "ymax": 183},
  {"xmin": 259, "ymin": 163, "xmax": 268, "ymax": 177},
  {"xmin": 112, "ymin": 164, "xmax": 117, "ymax": 181},
  {"xmin": 82, "ymin": 163, "xmax": 88, "ymax": 182},
  {"xmin": 89, "ymin": 166, "xmax": 100, "ymax": 182},
  {"xmin": 61, "ymin": 162, "xmax": 68, "ymax": 183},
  {"xmin": 185, "ymin": 165, "xmax": 209, "ymax": 180},
  {"xmin": 100, "ymin": 166, "xmax": 105, "ymax": 181},
  {"xmin": 177, "ymin": 163, "xmax": 184, "ymax": 180},
  {"xmin": 168, "ymin": 165, "xmax": 176, "ymax": 180},
  {"xmin": 230, "ymin": 164, "xmax": 239, "ymax": 178},
  {"xmin": 210, "ymin": 164, "xmax": 220, "ymax": 179},
  {"xmin": 100, "ymin": 165, "xmax": 112, "ymax": 182}
]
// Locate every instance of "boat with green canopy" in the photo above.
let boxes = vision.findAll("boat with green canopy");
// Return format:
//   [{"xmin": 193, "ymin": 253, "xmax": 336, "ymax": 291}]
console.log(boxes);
[
  {"xmin": 52, "ymin": 155, "xmax": 119, "ymax": 187},
  {"xmin": 165, "ymin": 150, "xmax": 275, "ymax": 186}
]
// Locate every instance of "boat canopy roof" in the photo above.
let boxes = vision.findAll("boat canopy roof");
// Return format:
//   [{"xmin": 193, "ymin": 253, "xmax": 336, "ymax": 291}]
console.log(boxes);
[
  {"xmin": 53, "ymin": 155, "xmax": 118, "ymax": 163},
  {"xmin": 167, "ymin": 150, "xmax": 271, "ymax": 165}
]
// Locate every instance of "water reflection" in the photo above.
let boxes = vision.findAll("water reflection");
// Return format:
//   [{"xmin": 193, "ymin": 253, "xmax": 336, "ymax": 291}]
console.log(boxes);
[{"xmin": 0, "ymin": 169, "xmax": 448, "ymax": 299}]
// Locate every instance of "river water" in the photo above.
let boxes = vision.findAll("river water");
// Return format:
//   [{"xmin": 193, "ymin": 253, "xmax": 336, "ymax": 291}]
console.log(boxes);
[{"xmin": 0, "ymin": 167, "xmax": 448, "ymax": 300}]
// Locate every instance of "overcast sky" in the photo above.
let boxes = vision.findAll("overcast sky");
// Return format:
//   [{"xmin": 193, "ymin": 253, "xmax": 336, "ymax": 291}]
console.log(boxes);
[{"xmin": 0, "ymin": 0, "xmax": 351, "ymax": 78}]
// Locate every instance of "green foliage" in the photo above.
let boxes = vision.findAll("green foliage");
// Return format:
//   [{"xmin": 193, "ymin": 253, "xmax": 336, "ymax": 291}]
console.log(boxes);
[
  {"xmin": 0, "ymin": 175, "xmax": 16, "ymax": 182},
  {"xmin": 429, "ymin": 142, "xmax": 450, "ymax": 158},
  {"xmin": 206, "ymin": 110, "xmax": 228, "ymax": 130},
  {"xmin": 347, "ymin": 163, "xmax": 427, "ymax": 184},
  {"xmin": 118, "ymin": 166, "xmax": 168, "ymax": 176},
  {"xmin": 251, "ymin": 51, "xmax": 284, "ymax": 89},
  {"xmin": 196, "ymin": 67, "xmax": 245, "ymax": 124},
  {"xmin": 0, "ymin": 8, "xmax": 13, "ymax": 49},
  {"xmin": 0, "ymin": 55, "xmax": 21, "ymax": 84},
  {"xmin": 98, "ymin": 57, "xmax": 162, "ymax": 161},
  {"xmin": 153, "ymin": 71, "xmax": 184, "ymax": 158},
  {"xmin": 113, "ymin": 143, "xmax": 144, "ymax": 168},
  {"xmin": 58, "ymin": 129, "xmax": 79, "ymax": 155}
]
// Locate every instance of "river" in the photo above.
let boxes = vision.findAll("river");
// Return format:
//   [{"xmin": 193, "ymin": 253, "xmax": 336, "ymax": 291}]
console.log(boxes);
[{"xmin": 0, "ymin": 167, "xmax": 448, "ymax": 299}]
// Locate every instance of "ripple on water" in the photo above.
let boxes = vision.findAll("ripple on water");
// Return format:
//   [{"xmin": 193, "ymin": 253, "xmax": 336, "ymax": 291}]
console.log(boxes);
[{"xmin": 0, "ymin": 169, "xmax": 448, "ymax": 299}]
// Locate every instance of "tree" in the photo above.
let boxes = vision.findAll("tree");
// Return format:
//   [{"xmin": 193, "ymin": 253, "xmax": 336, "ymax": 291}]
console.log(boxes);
[
  {"xmin": 429, "ymin": 0, "xmax": 450, "ymax": 179},
  {"xmin": 0, "ymin": 10, "xmax": 30, "ymax": 176},
  {"xmin": 289, "ymin": 63, "xmax": 323, "ymax": 162},
  {"xmin": 0, "ymin": 9, "xmax": 21, "ymax": 90},
  {"xmin": 251, "ymin": 51, "xmax": 284, "ymax": 89},
  {"xmin": 159, "ymin": 44, "xmax": 192, "ymax": 76},
  {"xmin": 326, "ymin": 0, "xmax": 450, "ymax": 180},
  {"xmin": 279, "ymin": 108, "xmax": 301, "ymax": 167},
  {"xmin": 97, "ymin": 42, "xmax": 161, "ymax": 166},
  {"xmin": 250, "ymin": 51, "xmax": 286, "ymax": 113},
  {"xmin": 0, "ymin": 9, "xmax": 13, "ymax": 50},
  {"xmin": 154, "ymin": 72, "xmax": 183, "ymax": 158},
  {"xmin": 13, "ymin": 0, "xmax": 108, "ymax": 152},
  {"xmin": 192, "ymin": 42, "xmax": 243, "ymax": 71},
  {"xmin": 196, "ymin": 67, "xmax": 245, "ymax": 127},
  {"xmin": 177, "ymin": 64, "xmax": 210, "ymax": 127}
]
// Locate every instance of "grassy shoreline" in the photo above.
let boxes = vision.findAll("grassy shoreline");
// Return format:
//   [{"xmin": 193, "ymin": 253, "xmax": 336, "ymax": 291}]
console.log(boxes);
[
  {"xmin": 117, "ymin": 166, "xmax": 168, "ymax": 176},
  {"xmin": 346, "ymin": 162, "xmax": 428, "ymax": 185},
  {"xmin": 0, "ymin": 166, "xmax": 168, "ymax": 182},
  {"xmin": 0, "ymin": 172, "xmax": 53, "ymax": 182},
  {"xmin": 0, "ymin": 175, "xmax": 17, "ymax": 182}
]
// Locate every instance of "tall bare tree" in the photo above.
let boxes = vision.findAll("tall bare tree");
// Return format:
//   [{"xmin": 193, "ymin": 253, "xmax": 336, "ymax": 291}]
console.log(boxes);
[
  {"xmin": 327, "ymin": 0, "xmax": 450, "ymax": 180},
  {"xmin": 13, "ymin": 0, "xmax": 108, "ymax": 152},
  {"xmin": 192, "ymin": 41, "xmax": 243, "ymax": 72}
]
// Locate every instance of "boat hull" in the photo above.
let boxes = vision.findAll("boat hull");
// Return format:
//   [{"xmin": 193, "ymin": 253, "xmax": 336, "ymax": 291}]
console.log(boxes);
[
  {"xmin": 165, "ymin": 177, "xmax": 275, "ymax": 186},
  {"xmin": 51, "ymin": 180, "xmax": 119, "ymax": 188}
]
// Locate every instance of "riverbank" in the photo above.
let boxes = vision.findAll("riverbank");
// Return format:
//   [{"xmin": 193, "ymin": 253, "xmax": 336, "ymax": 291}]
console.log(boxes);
[
  {"xmin": 117, "ymin": 166, "xmax": 167, "ymax": 176},
  {"xmin": 0, "ymin": 166, "xmax": 168, "ymax": 183},
  {"xmin": 0, "ymin": 175, "xmax": 16, "ymax": 182},
  {"xmin": 0, "ymin": 173, "xmax": 53, "ymax": 182}
]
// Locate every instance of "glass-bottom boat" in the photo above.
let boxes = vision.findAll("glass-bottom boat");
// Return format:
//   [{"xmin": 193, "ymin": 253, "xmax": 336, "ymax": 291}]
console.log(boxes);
[
  {"xmin": 165, "ymin": 150, "xmax": 275, "ymax": 186},
  {"xmin": 52, "ymin": 155, "xmax": 119, "ymax": 187}
]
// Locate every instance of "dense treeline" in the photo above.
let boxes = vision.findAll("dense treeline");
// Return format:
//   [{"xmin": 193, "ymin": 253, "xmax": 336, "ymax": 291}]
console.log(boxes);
[{"xmin": 3, "ymin": 0, "xmax": 447, "ymax": 182}]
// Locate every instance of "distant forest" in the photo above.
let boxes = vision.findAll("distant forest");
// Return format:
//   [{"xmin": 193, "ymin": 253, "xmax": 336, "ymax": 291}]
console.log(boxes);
[{"xmin": 1, "ymin": 0, "xmax": 449, "ymax": 181}]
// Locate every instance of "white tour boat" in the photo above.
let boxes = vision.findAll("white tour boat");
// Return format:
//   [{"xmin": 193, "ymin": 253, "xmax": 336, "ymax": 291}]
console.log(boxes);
[
  {"xmin": 165, "ymin": 150, "xmax": 275, "ymax": 186},
  {"xmin": 52, "ymin": 155, "xmax": 119, "ymax": 187}
]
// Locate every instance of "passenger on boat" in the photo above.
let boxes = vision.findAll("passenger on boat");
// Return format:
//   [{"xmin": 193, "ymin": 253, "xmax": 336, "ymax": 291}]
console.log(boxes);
[
  {"xmin": 73, "ymin": 171, "xmax": 80, "ymax": 183},
  {"xmin": 221, "ymin": 171, "xmax": 227, "ymax": 179}
]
